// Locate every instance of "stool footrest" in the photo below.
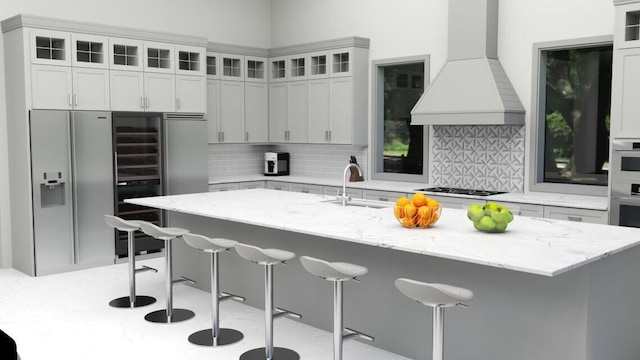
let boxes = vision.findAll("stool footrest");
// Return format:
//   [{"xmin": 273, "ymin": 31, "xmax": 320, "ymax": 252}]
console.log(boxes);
[
  {"xmin": 343, "ymin": 327, "xmax": 374, "ymax": 342},
  {"xmin": 135, "ymin": 265, "xmax": 158, "ymax": 273},
  {"xmin": 220, "ymin": 292, "xmax": 245, "ymax": 303},
  {"xmin": 274, "ymin": 307, "xmax": 302, "ymax": 320},
  {"xmin": 172, "ymin": 276, "xmax": 196, "ymax": 285}
]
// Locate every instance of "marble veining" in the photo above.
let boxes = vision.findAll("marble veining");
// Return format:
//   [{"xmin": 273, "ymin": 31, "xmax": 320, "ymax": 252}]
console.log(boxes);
[{"xmin": 126, "ymin": 189, "xmax": 635, "ymax": 277}]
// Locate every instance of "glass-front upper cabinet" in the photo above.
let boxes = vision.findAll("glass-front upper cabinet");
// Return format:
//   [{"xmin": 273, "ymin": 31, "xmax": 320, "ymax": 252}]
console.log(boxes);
[
  {"xmin": 307, "ymin": 51, "xmax": 329, "ymax": 79},
  {"xmin": 269, "ymin": 56, "xmax": 287, "ymax": 82},
  {"xmin": 616, "ymin": 3, "xmax": 640, "ymax": 49},
  {"xmin": 71, "ymin": 33, "xmax": 108, "ymax": 69},
  {"xmin": 245, "ymin": 56, "xmax": 267, "ymax": 82},
  {"xmin": 175, "ymin": 45, "xmax": 205, "ymax": 76},
  {"xmin": 143, "ymin": 41, "xmax": 174, "ymax": 74},
  {"xmin": 288, "ymin": 55, "xmax": 307, "ymax": 80},
  {"xmin": 30, "ymin": 28, "xmax": 71, "ymax": 66},
  {"xmin": 330, "ymin": 48, "xmax": 353, "ymax": 77},
  {"xmin": 220, "ymin": 53, "xmax": 244, "ymax": 81},
  {"xmin": 206, "ymin": 52, "xmax": 220, "ymax": 79},
  {"xmin": 109, "ymin": 37, "xmax": 143, "ymax": 71}
]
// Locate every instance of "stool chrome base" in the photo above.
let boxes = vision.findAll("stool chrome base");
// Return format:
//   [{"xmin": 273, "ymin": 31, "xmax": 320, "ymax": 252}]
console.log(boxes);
[
  {"xmin": 188, "ymin": 328, "xmax": 244, "ymax": 346},
  {"xmin": 239, "ymin": 347, "xmax": 300, "ymax": 360},
  {"xmin": 109, "ymin": 295, "xmax": 156, "ymax": 308},
  {"xmin": 145, "ymin": 308, "xmax": 194, "ymax": 323}
]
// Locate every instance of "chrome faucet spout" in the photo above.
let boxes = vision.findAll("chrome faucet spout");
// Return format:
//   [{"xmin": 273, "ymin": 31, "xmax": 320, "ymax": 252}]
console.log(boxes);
[{"xmin": 342, "ymin": 163, "xmax": 362, "ymax": 206}]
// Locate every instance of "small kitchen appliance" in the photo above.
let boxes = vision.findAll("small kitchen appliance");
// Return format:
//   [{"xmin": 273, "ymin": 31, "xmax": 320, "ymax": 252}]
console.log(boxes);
[{"xmin": 264, "ymin": 152, "xmax": 290, "ymax": 176}]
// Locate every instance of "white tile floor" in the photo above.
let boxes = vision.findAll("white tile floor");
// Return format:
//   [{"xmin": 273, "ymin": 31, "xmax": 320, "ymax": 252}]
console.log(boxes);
[{"xmin": 0, "ymin": 257, "xmax": 409, "ymax": 360}]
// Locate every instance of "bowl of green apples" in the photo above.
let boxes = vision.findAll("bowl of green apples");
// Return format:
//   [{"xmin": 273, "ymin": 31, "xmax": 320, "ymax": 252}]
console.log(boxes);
[{"xmin": 467, "ymin": 202, "xmax": 513, "ymax": 233}]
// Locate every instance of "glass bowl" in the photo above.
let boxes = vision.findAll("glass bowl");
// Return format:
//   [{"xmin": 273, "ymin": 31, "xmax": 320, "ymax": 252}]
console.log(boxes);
[{"xmin": 393, "ymin": 204, "xmax": 442, "ymax": 228}]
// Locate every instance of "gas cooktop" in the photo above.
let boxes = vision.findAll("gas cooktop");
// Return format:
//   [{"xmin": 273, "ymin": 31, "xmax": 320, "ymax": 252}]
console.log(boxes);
[{"xmin": 415, "ymin": 187, "xmax": 507, "ymax": 196}]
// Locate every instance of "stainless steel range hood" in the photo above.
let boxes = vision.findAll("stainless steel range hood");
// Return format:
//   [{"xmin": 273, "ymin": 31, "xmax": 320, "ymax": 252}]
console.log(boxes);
[{"xmin": 411, "ymin": 0, "xmax": 525, "ymax": 126}]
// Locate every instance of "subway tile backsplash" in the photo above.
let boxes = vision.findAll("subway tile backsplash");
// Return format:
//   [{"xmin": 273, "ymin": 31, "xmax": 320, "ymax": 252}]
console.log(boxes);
[{"xmin": 430, "ymin": 125, "xmax": 525, "ymax": 193}]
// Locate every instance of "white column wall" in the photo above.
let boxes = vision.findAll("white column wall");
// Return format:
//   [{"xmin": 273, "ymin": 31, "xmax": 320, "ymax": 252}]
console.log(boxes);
[{"xmin": 0, "ymin": 0, "xmax": 272, "ymax": 268}]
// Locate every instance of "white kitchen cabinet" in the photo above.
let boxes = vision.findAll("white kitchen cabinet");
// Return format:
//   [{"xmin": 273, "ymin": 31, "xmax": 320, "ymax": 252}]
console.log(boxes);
[
  {"xmin": 428, "ymin": 195, "xmax": 481, "ymax": 210},
  {"xmin": 329, "ymin": 48, "xmax": 353, "ymax": 78},
  {"xmin": 497, "ymin": 201, "xmax": 544, "ymax": 218},
  {"xmin": 209, "ymin": 183, "xmax": 239, "ymax": 192},
  {"xmin": 219, "ymin": 80, "xmax": 245, "ymax": 143},
  {"xmin": 31, "ymin": 64, "xmax": 109, "ymax": 110},
  {"xmin": 71, "ymin": 67, "xmax": 110, "ymax": 110},
  {"xmin": 175, "ymin": 44, "xmax": 205, "ymax": 76},
  {"xmin": 206, "ymin": 52, "xmax": 220, "ymax": 79},
  {"xmin": 238, "ymin": 181, "xmax": 265, "ymax": 189},
  {"xmin": 143, "ymin": 41, "xmax": 174, "ymax": 74},
  {"xmin": 290, "ymin": 183, "xmax": 323, "ymax": 195},
  {"xmin": 269, "ymin": 82, "xmax": 288, "ymax": 142},
  {"xmin": 109, "ymin": 37, "xmax": 143, "ymax": 71},
  {"xmin": 362, "ymin": 190, "xmax": 405, "ymax": 203},
  {"xmin": 543, "ymin": 206, "xmax": 608, "ymax": 224},
  {"xmin": 71, "ymin": 33, "xmax": 108, "ymax": 69},
  {"xmin": 611, "ymin": 47, "xmax": 640, "ymax": 138},
  {"xmin": 323, "ymin": 186, "xmax": 363, "ymax": 199},
  {"xmin": 29, "ymin": 28, "xmax": 71, "ymax": 66},
  {"xmin": 175, "ymin": 75, "xmax": 206, "ymax": 113},
  {"xmin": 206, "ymin": 79, "xmax": 221, "ymax": 143},
  {"xmin": 308, "ymin": 78, "xmax": 331, "ymax": 143},
  {"xmin": 110, "ymin": 70, "xmax": 145, "ymax": 111},
  {"xmin": 287, "ymin": 80, "xmax": 309, "ymax": 143},
  {"xmin": 144, "ymin": 72, "xmax": 175, "ymax": 112},
  {"xmin": 615, "ymin": 2, "xmax": 640, "ymax": 50},
  {"xmin": 307, "ymin": 51, "xmax": 329, "ymax": 79},
  {"xmin": 269, "ymin": 56, "xmax": 287, "ymax": 82},
  {"xmin": 220, "ymin": 53, "xmax": 244, "ymax": 81},
  {"xmin": 267, "ymin": 181, "xmax": 290, "ymax": 191},
  {"xmin": 288, "ymin": 54, "xmax": 307, "ymax": 80},
  {"xmin": 329, "ymin": 77, "xmax": 354, "ymax": 144},
  {"xmin": 245, "ymin": 56, "xmax": 267, "ymax": 83},
  {"xmin": 245, "ymin": 82, "xmax": 268, "ymax": 143}
]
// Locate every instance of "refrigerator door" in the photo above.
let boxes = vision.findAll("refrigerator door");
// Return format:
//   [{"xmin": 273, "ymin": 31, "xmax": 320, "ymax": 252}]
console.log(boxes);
[
  {"xmin": 163, "ymin": 114, "xmax": 208, "ymax": 195},
  {"xmin": 71, "ymin": 111, "xmax": 114, "ymax": 265},
  {"xmin": 30, "ymin": 110, "xmax": 74, "ymax": 275}
]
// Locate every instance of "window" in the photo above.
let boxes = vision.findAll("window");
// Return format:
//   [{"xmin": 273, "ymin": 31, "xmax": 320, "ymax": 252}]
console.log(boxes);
[
  {"xmin": 372, "ymin": 56, "xmax": 430, "ymax": 182},
  {"xmin": 530, "ymin": 37, "xmax": 612, "ymax": 196}
]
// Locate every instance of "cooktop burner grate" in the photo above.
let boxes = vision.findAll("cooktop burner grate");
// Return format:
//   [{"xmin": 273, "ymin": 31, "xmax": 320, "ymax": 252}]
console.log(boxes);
[{"xmin": 415, "ymin": 187, "xmax": 507, "ymax": 196}]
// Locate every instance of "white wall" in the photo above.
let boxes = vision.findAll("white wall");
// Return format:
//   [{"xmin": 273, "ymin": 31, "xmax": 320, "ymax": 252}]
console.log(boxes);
[{"xmin": 0, "ymin": 0, "xmax": 272, "ymax": 268}]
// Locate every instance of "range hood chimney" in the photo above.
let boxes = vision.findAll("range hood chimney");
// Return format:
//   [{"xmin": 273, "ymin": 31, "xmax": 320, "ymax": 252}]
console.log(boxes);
[{"xmin": 411, "ymin": 0, "xmax": 525, "ymax": 125}]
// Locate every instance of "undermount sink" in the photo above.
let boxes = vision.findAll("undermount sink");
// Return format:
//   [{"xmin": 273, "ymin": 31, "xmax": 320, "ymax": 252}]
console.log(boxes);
[{"xmin": 323, "ymin": 197, "xmax": 393, "ymax": 209}]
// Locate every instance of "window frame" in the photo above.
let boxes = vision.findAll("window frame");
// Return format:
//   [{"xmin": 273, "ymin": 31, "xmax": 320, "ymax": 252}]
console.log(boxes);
[
  {"xmin": 370, "ymin": 55, "xmax": 430, "ymax": 183},
  {"xmin": 528, "ymin": 36, "xmax": 612, "ymax": 196}
]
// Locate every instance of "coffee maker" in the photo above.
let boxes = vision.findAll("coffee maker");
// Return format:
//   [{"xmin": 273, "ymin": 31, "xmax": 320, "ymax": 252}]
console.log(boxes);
[{"xmin": 264, "ymin": 152, "xmax": 290, "ymax": 176}]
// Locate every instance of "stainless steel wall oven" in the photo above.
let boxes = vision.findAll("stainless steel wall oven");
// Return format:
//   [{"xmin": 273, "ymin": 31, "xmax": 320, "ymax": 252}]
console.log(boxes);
[{"xmin": 610, "ymin": 140, "xmax": 640, "ymax": 227}]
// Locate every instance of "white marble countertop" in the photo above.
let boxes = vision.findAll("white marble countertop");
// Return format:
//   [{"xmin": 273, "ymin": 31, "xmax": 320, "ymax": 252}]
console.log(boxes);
[
  {"xmin": 209, "ymin": 175, "xmax": 608, "ymax": 210},
  {"xmin": 127, "ymin": 189, "xmax": 634, "ymax": 277}
]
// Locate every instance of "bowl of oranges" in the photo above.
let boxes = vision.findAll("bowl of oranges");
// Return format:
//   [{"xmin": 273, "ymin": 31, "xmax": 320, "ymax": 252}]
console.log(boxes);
[{"xmin": 393, "ymin": 193, "xmax": 442, "ymax": 228}]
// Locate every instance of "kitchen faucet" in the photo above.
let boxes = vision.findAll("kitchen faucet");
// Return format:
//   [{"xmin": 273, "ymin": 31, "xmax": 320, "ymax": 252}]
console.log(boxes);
[{"xmin": 342, "ymin": 163, "xmax": 362, "ymax": 206}]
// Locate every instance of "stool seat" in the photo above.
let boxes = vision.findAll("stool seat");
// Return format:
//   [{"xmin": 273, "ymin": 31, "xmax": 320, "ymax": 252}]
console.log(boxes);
[
  {"xmin": 104, "ymin": 215, "xmax": 143, "ymax": 232},
  {"xmin": 235, "ymin": 243, "xmax": 295, "ymax": 265},
  {"xmin": 300, "ymin": 256, "xmax": 368, "ymax": 281},
  {"xmin": 182, "ymin": 233, "xmax": 237, "ymax": 253},
  {"xmin": 138, "ymin": 221, "xmax": 189, "ymax": 240},
  {"xmin": 395, "ymin": 278, "xmax": 474, "ymax": 307}
]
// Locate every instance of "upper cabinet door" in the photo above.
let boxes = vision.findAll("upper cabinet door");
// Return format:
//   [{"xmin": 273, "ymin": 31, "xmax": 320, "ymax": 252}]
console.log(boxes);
[
  {"xmin": 72, "ymin": 67, "xmax": 110, "ymax": 110},
  {"xmin": 245, "ymin": 56, "xmax": 267, "ymax": 83},
  {"xmin": 269, "ymin": 56, "xmax": 287, "ymax": 82},
  {"xmin": 144, "ymin": 72, "xmax": 176, "ymax": 112},
  {"xmin": 329, "ymin": 48, "xmax": 353, "ymax": 77},
  {"xmin": 307, "ymin": 51, "xmax": 329, "ymax": 79},
  {"xmin": 176, "ymin": 75, "xmax": 206, "ymax": 113},
  {"xmin": 288, "ymin": 54, "xmax": 307, "ymax": 81},
  {"xmin": 109, "ymin": 37, "xmax": 143, "ymax": 71},
  {"xmin": 220, "ymin": 53, "xmax": 244, "ymax": 81},
  {"xmin": 71, "ymin": 33, "xmax": 108, "ymax": 69},
  {"xmin": 206, "ymin": 52, "xmax": 220, "ymax": 79},
  {"xmin": 175, "ymin": 45, "xmax": 206, "ymax": 76},
  {"xmin": 30, "ymin": 28, "xmax": 71, "ymax": 66},
  {"xmin": 143, "ymin": 41, "xmax": 175, "ymax": 74},
  {"xmin": 31, "ymin": 64, "xmax": 73, "ymax": 109},
  {"xmin": 616, "ymin": 3, "xmax": 640, "ymax": 49}
]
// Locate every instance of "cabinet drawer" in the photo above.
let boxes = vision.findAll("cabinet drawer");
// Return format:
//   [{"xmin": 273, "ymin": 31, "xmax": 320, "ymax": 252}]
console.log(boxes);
[
  {"xmin": 237, "ymin": 181, "xmax": 265, "ymax": 190},
  {"xmin": 497, "ymin": 201, "xmax": 544, "ymax": 218},
  {"xmin": 362, "ymin": 190, "xmax": 405, "ymax": 203},
  {"xmin": 290, "ymin": 183, "xmax": 323, "ymax": 195},
  {"xmin": 209, "ymin": 183, "xmax": 238, "ymax": 192},
  {"xmin": 543, "ymin": 206, "xmax": 608, "ymax": 224},
  {"xmin": 427, "ymin": 195, "xmax": 481, "ymax": 210},
  {"xmin": 267, "ymin": 181, "xmax": 290, "ymax": 191},
  {"xmin": 323, "ymin": 186, "xmax": 363, "ymax": 199}
]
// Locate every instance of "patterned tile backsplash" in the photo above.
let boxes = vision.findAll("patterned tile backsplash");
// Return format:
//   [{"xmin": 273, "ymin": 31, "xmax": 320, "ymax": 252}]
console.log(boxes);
[{"xmin": 430, "ymin": 126, "xmax": 525, "ymax": 193}]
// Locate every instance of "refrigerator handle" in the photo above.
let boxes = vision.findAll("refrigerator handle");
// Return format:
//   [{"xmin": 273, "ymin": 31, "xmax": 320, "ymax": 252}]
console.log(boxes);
[{"xmin": 69, "ymin": 113, "xmax": 79, "ymax": 265}]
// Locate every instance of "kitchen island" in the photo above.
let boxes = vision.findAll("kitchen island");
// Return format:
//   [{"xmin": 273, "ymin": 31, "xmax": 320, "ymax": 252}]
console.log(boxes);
[{"xmin": 127, "ymin": 189, "xmax": 640, "ymax": 360}]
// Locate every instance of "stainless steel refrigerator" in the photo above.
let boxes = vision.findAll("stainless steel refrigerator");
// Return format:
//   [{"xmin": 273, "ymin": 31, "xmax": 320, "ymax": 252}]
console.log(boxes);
[{"xmin": 30, "ymin": 110, "xmax": 114, "ymax": 276}]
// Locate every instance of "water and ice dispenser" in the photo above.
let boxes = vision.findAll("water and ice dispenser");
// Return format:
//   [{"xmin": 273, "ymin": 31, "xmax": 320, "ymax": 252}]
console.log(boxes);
[{"xmin": 39, "ymin": 170, "xmax": 66, "ymax": 207}]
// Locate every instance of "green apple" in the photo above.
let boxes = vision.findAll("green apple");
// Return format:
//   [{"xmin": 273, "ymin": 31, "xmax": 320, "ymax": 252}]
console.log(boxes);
[
  {"xmin": 467, "ymin": 204, "xmax": 485, "ymax": 222},
  {"xmin": 505, "ymin": 210, "xmax": 514, "ymax": 223},
  {"xmin": 483, "ymin": 202, "xmax": 499, "ymax": 216},
  {"xmin": 494, "ymin": 221, "xmax": 508, "ymax": 232},
  {"xmin": 479, "ymin": 215, "xmax": 496, "ymax": 231},
  {"xmin": 473, "ymin": 220, "xmax": 484, "ymax": 231},
  {"xmin": 490, "ymin": 206, "xmax": 510, "ymax": 223}
]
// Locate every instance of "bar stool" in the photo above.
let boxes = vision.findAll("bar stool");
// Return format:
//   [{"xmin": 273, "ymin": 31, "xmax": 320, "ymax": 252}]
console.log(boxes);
[
  {"xmin": 182, "ymin": 233, "xmax": 244, "ymax": 346},
  {"xmin": 235, "ymin": 243, "xmax": 301, "ymax": 360},
  {"xmin": 394, "ymin": 278, "xmax": 474, "ymax": 360},
  {"xmin": 139, "ymin": 221, "xmax": 195, "ymax": 324},
  {"xmin": 104, "ymin": 215, "xmax": 157, "ymax": 308}
]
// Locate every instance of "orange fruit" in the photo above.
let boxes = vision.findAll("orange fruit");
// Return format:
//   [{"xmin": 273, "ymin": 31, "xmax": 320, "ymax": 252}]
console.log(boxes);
[
  {"xmin": 412, "ymin": 193, "xmax": 428, "ymax": 207},
  {"xmin": 396, "ymin": 196, "xmax": 411, "ymax": 207},
  {"xmin": 393, "ymin": 206, "xmax": 404, "ymax": 219},
  {"xmin": 427, "ymin": 198, "xmax": 440, "ymax": 208},
  {"xmin": 418, "ymin": 205, "xmax": 431, "ymax": 219},
  {"xmin": 404, "ymin": 203, "xmax": 418, "ymax": 218},
  {"xmin": 402, "ymin": 216, "xmax": 415, "ymax": 227}
]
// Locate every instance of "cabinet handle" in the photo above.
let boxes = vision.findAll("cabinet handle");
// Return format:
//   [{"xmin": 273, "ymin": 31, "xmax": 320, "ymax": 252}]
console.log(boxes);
[
  {"xmin": 328, "ymin": 130, "xmax": 331, "ymax": 141},
  {"xmin": 567, "ymin": 216, "xmax": 582, "ymax": 222},
  {"xmin": 379, "ymin": 197, "xmax": 389, "ymax": 202},
  {"xmin": 176, "ymin": 98, "xmax": 181, "ymax": 110},
  {"xmin": 68, "ymin": 94, "xmax": 72, "ymax": 106},
  {"xmin": 145, "ymin": 97, "xmax": 149, "ymax": 109},
  {"xmin": 245, "ymin": 132, "xmax": 249, "ymax": 142},
  {"xmin": 221, "ymin": 132, "xmax": 224, "ymax": 142},
  {"xmin": 325, "ymin": 131, "xmax": 328, "ymax": 141},
  {"xmin": 140, "ymin": 97, "xmax": 145, "ymax": 109},
  {"xmin": 73, "ymin": 93, "xmax": 78, "ymax": 106},
  {"xmin": 302, "ymin": 189, "xmax": 309, "ymax": 193}
]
